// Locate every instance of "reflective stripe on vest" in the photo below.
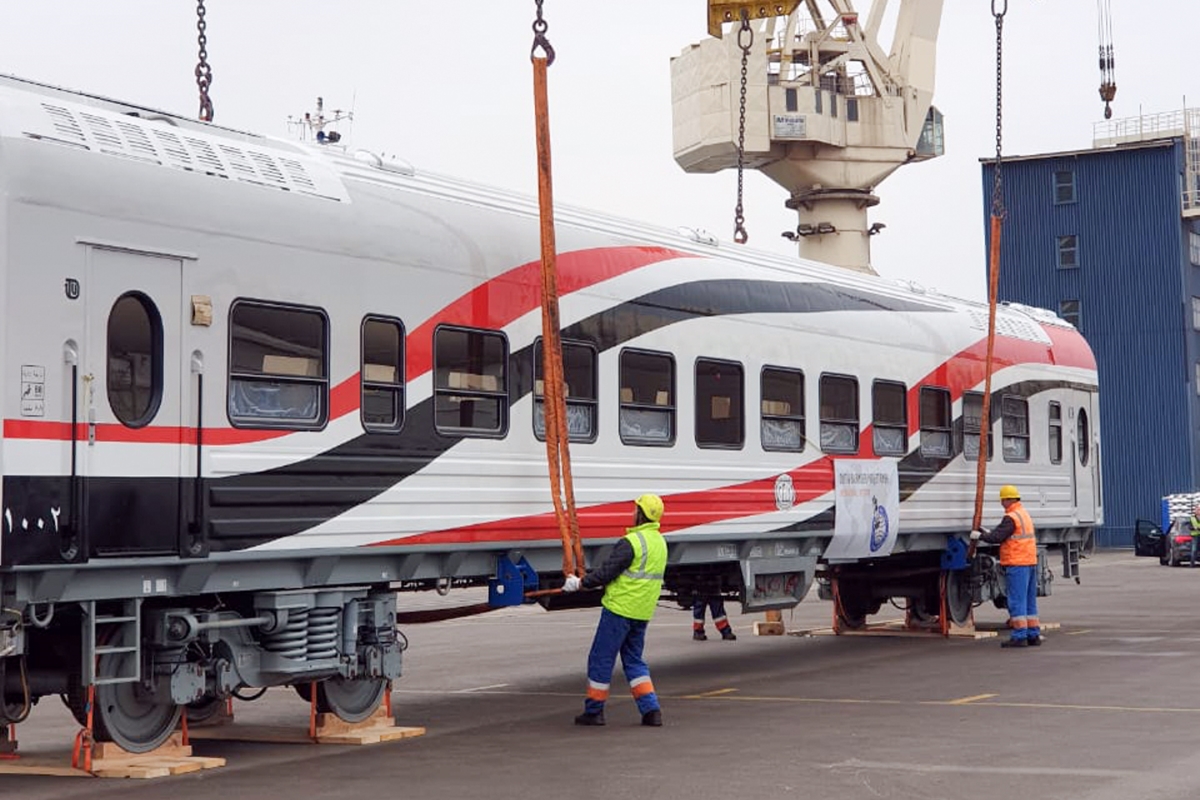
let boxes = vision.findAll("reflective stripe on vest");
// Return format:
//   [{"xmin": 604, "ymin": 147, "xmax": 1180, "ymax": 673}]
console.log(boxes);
[
  {"xmin": 601, "ymin": 521, "xmax": 667, "ymax": 622},
  {"xmin": 999, "ymin": 502, "xmax": 1037, "ymax": 566}
]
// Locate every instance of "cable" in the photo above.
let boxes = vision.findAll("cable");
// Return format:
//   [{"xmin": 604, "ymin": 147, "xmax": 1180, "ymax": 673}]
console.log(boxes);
[{"xmin": 232, "ymin": 686, "xmax": 268, "ymax": 702}]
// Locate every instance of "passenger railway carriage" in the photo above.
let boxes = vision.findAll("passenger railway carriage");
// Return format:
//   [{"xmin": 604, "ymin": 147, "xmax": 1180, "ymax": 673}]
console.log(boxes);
[{"xmin": 0, "ymin": 75, "xmax": 1100, "ymax": 751}]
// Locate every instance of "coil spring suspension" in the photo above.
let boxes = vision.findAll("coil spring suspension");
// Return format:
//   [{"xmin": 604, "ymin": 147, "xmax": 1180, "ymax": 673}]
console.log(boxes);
[
  {"xmin": 261, "ymin": 608, "xmax": 309, "ymax": 660},
  {"xmin": 307, "ymin": 607, "xmax": 339, "ymax": 661}
]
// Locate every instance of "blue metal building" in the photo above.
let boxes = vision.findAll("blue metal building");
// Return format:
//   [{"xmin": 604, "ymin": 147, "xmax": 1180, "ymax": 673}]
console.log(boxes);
[{"xmin": 981, "ymin": 113, "xmax": 1200, "ymax": 547}]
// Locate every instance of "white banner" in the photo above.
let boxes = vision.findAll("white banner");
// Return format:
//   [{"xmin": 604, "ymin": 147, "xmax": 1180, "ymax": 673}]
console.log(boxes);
[{"xmin": 825, "ymin": 460, "xmax": 900, "ymax": 560}]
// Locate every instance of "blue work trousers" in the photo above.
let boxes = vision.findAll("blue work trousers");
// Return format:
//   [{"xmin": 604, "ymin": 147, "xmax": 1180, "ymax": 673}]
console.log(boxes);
[
  {"xmin": 692, "ymin": 597, "xmax": 730, "ymax": 630},
  {"xmin": 1005, "ymin": 564, "xmax": 1040, "ymax": 642},
  {"xmin": 1191, "ymin": 535, "xmax": 1199, "ymax": 566},
  {"xmin": 584, "ymin": 607, "xmax": 659, "ymax": 716}
]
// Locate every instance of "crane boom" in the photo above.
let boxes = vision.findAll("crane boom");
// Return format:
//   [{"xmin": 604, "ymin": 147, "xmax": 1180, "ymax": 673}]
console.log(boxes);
[{"xmin": 673, "ymin": 0, "xmax": 945, "ymax": 272}]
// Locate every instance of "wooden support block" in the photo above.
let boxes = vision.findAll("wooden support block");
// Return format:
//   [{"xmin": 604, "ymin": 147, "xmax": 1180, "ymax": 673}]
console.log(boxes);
[
  {"xmin": 754, "ymin": 609, "xmax": 785, "ymax": 636},
  {"xmin": 0, "ymin": 735, "xmax": 225, "ymax": 780},
  {"xmin": 188, "ymin": 705, "xmax": 425, "ymax": 747}
]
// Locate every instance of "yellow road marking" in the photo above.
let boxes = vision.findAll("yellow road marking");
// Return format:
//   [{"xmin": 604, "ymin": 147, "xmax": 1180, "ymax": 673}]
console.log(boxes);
[
  {"xmin": 682, "ymin": 693, "xmax": 1200, "ymax": 714},
  {"xmin": 947, "ymin": 693, "xmax": 997, "ymax": 705},
  {"xmin": 681, "ymin": 687, "xmax": 739, "ymax": 699}
]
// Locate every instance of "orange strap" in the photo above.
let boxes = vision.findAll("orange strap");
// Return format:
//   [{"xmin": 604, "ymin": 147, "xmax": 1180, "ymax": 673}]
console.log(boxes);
[
  {"xmin": 967, "ymin": 213, "xmax": 1003, "ymax": 560},
  {"xmin": 70, "ymin": 683, "xmax": 95, "ymax": 772},
  {"xmin": 533, "ymin": 49, "xmax": 583, "ymax": 579}
]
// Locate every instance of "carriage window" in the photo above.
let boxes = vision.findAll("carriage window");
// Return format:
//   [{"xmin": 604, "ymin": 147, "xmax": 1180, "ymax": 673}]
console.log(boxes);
[
  {"xmin": 1049, "ymin": 401, "xmax": 1063, "ymax": 464},
  {"xmin": 871, "ymin": 380, "xmax": 907, "ymax": 456},
  {"xmin": 820, "ymin": 374, "xmax": 859, "ymax": 454},
  {"xmin": 619, "ymin": 349, "xmax": 675, "ymax": 446},
  {"xmin": 696, "ymin": 359, "xmax": 744, "ymax": 449},
  {"xmin": 362, "ymin": 316, "xmax": 405, "ymax": 433},
  {"xmin": 1077, "ymin": 407, "xmax": 1090, "ymax": 466},
  {"xmin": 534, "ymin": 339, "xmax": 598, "ymax": 443},
  {"xmin": 107, "ymin": 292, "xmax": 163, "ymax": 428},
  {"xmin": 434, "ymin": 326, "xmax": 508, "ymax": 436},
  {"xmin": 961, "ymin": 391, "xmax": 993, "ymax": 461},
  {"xmin": 761, "ymin": 367, "xmax": 805, "ymax": 452},
  {"xmin": 919, "ymin": 386, "xmax": 952, "ymax": 458},
  {"xmin": 1001, "ymin": 395, "xmax": 1030, "ymax": 462},
  {"xmin": 228, "ymin": 301, "xmax": 327, "ymax": 429}
]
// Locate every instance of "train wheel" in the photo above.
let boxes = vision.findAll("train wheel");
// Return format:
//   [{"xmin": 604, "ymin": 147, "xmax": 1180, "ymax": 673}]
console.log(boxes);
[
  {"xmin": 185, "ymin": 695, "xmax": 225, "ymax": 725},
  {"xmin": 317, "ymin": 676, "xmax": 388, "ymax": 723},
  {"xmin": 942, "ymin": 569, "xmax": 973, "ymax": 626},
  {"xmin": 92, "ymin": 649, "xmax": 181, "ymax": 754}
]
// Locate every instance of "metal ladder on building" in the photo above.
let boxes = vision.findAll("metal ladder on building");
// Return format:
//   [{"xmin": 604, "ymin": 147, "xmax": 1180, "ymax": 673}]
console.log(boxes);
[{"xmin": 81, "ymin": 598, "xmax": 143, "ymax": 687}]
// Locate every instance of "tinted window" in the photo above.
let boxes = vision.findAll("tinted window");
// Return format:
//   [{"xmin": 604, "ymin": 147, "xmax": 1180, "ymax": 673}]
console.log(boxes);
[
  {"xmin": 228, "ymin": 301, "xmax": 327, "ymax": 429},
  {"xmin": 820, "ymin": 375, "xmax": 858, "ymax": 454},
  {"xmin": 619, "ymin": 350, "xmax": 675, "ymax": 446},
  {"xmin": 1049, "ymin": 401, "xmax": 1062, "ymax": 464},
  {"xmin": 696, "ymin": 359, "xmax": 744, "ymax": 449},
  {"xmin": 534, "ymin": 339, "xmax": 598, "ymax": 443},
  {"xmin": 960, "ymin": 391, "xmax": 993, "ymax": 461},
  {"xmin": 362, "ymin": 316, "xmax": 405, "ymax": 433},
  {"xmin": 761, "ymin": 367, "xmax": 805, "ymax": 452},
  {"xmin": 1002, "ymin": 395, "xmax": 1030, "ymax": 462},
  {"xmin": 920, "ymin": 386, "xmax": 952, "ymax": 458},
  {"xmin": 871, "ymin": 380, "xmax": 907, "ymax": 456},
  {"xmin": 434, "ymin": 326, "xmax": 508, "ymax": 436},
  {"xmin": 107, "ymin": 292, "xmax": 163, "ymax": 427}
]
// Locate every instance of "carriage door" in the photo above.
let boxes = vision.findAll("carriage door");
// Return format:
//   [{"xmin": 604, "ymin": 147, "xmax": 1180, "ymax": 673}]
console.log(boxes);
[
  {"xmin": 1072, "ymin": 396, "xmax": 1097, "ymax": 524},
  {"xmin": 83, "ymin": 247, "xmax": 184, "ymax": 557}
]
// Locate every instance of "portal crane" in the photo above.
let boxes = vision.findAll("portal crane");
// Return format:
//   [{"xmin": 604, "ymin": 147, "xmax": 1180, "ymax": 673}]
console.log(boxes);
[{"xmin": 672, "ymin": 0, "xmax": 944, "ymax": 273}]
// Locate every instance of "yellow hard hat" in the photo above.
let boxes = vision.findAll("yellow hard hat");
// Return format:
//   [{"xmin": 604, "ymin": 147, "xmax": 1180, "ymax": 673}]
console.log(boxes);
[
  {"xmin": 634, "ymin": 494, "xmax": 664, "ymax": 523},
  {"xmin": 999, "ymin": 485, "xmax": 1021, "ymax": 501}
]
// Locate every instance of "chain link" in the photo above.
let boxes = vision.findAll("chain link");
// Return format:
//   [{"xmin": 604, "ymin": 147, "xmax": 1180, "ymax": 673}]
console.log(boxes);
[
  {"xmin": 531, "ymin": 0, "xmax": 555, "ymax": 64},
  {"xmin": 991, "ymin": 1, "xmax": 1005, "ymax": 219},
  {"xmin": 195, "ymin": 0, "xmax": 214, "ymax": 122},
  {"xmin": 732, "ymin": 12, "xmax": 753, "ymax": 245}
]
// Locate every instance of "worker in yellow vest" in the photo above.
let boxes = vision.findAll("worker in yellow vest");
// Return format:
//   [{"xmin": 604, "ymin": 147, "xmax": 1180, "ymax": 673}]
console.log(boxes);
[
  {"xmin": 971, "ymin": 485, "xmax": 1041, "ymax": 648},
  {"xmin": 562, "ymin": 494, "xmax": 667, "ymax": 727}
]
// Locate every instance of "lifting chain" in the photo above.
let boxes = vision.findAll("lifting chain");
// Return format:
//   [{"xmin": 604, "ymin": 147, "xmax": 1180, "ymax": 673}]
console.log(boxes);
[
  {"xmin": 970, "ymin": 0, "xmax": 1008, "ymax": 551},
  {"xmin": 732, "ymin": 11, "xmax": 753, "ymax": 245},
  {"xmin": 195, "ymin": 0, "xmax": 214, "ymax": 122},
  {"xmin": 990, "ymin": 0, "xmax": 1006, "ymax": 221},
  {"xmin": 531, "ymin": 0, "xmax": 555, "ymax": 65}
]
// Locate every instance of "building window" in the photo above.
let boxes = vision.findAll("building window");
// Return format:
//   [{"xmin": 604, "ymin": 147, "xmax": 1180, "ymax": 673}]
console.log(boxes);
[
  {"xmin": 534, "ymin": 339, "xmax": 598, "ymax": 443},
  {"xmin": 619, "ymin": 349, "xmax": 675, "ymax": 446},
  {"xmin": 1190, "ymin": 231, "xmax": 1200, "ymax": 266},
  {"xmin": 761, "ymin": 367, "xmax": 805, "ymax": 452},
  {"xmin": 1048, "ymin": 401, "xmax": 1062, "ymax": 464},
  {"xmin": 1057, "ymin": 235, "xmax": 1079, "ymax": 269},
  {"xmin": 871, "ymin": 380, "xmax": 907, "ymax": 456},
  {"xmin": 695, "ymin": 359, "xmax": 744, "ymax": 449},
  {"xmin": 107, "ymin": 292, "xmax": 163, "ymax": 428},
  {"xmin": 785, "ymin": 87, "xmax": 798, "ymax": 112},
  {"xmin": 919, "ymin": 386, "xmax": 952, "ymax": 458},
  {"xmin": 960, "ymin": 391, "xmax": 992, "ymax": 461},
  {"xmin": 361, "ymin": 316, "xmax": 405, "ymax": 433},
  {"xmin": 1195, "ymin": 361, "xmax": 1200, "ymax": 396},
  {"xmin": 1053, "ymin": 170, "xmax": 1076, "ymax": 204},
  {"xmin": 1059, "ymin": 299, "xmax": 1081, "ymax": 328},
  {"xmin": 433, "ymin": 326, "xmax": 508, "ymax": 437},
  {"xmin": 228, "ymin": 301, "xmax": 328, "ymax": 429},
  {"xmin": 1001, "ymin": 395, "xmax": 1030, "ymax": 462},
  {"xmin": 1192, "ymin": 298, "xmax": 1200, "ymax": 331},
  {"xmin": 820, "ymin": 374, "xmax": 859, "ymax": 454}
]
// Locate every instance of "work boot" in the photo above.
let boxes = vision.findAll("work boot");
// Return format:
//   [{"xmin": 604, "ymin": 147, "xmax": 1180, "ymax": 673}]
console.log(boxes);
[
  {"xmin": 1000, "ymin": 638, "xmax": 1028, "ymax": 648},
  {"xmin": 693, "ymin": 629, "xmax": 707, "ymax": 641},
  {"xmin": 574, "ymin": 711, "xmax": 606, "ymax": 726},
  {"xmin": 1027, "ymin": 636, "xmax": 1042, "ymax": 646},
  {"xmin": 641, "ymin": 709, "xmax": 663, "ymax": 727},
  {"xmin": 720, "ymin": 627, "xmax": 737, "ymax": 641}
]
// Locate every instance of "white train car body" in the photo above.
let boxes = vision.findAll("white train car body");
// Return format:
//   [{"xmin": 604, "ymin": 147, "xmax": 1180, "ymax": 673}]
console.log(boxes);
[{"xmin": 0, "ymin": 76, "xmax": 1100, "ymax": 751}]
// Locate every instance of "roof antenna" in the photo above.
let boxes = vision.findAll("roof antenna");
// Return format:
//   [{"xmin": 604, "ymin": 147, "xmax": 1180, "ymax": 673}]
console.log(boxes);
[{"xmin": 287, "ymin": 96, "xmax": 353, "ymax": 145}]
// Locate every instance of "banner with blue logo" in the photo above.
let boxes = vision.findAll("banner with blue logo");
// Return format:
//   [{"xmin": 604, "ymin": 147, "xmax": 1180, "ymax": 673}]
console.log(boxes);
[{"xmin": 826, "ymin": 460, "xmax": 900, "ymax": 560}]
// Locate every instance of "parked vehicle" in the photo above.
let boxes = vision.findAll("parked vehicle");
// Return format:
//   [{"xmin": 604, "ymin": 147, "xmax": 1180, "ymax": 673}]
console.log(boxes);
[{"xmin": 1134, "ymin": 518, "xmax": 1166, "ymax": 561}]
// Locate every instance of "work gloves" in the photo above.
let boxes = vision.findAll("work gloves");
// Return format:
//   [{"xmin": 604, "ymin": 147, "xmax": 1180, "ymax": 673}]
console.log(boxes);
[
  {"xmin": 969, "ymin": 528, "xmax": 989, "ymax": 541},
  {"xmin": 563, "ymin": 574, "xmax": 581, "ymax": 593}
]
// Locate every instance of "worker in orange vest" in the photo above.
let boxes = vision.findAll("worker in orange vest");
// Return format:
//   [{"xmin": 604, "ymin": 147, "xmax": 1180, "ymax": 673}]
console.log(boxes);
[{"xmin": 971, "ymin": 485, "xmax": 1041, "ymax": 648}]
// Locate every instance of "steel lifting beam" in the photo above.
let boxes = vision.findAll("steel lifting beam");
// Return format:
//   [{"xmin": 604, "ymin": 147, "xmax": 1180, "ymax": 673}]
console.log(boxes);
[{"xmin": 707, "ymin": 1, "xmax": 800, "ymax": 37}]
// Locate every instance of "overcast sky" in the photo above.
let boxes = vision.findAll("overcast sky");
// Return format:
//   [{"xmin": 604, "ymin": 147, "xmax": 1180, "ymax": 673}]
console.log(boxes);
[{"xmin": 0, "ymin": 2, "xmax": 1191, "ymax": 301}]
